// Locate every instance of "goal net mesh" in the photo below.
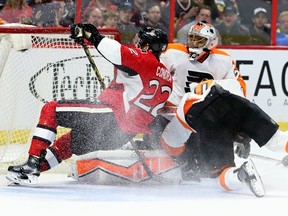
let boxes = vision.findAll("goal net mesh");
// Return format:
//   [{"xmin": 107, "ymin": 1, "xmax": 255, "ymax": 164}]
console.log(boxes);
[{"xmin": 0, "ymin": 28, "xmax": 119, "ymax": 174}]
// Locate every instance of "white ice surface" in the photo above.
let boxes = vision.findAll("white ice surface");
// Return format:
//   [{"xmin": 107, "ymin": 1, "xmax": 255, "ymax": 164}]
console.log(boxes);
[{"xmin": 0, "ymin": 144, "xmax": 287, "ymax": 216}]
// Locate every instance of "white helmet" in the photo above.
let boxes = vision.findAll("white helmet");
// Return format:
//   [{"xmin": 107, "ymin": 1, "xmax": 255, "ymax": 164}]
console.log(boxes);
[{"xmin": 187, "ymin": 21, "xmax": 218, "ymax": 61}]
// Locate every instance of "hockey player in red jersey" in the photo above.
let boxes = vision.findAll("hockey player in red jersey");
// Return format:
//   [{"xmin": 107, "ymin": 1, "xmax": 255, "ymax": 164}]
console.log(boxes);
[
  {"xmin": 6, "ymin": 24, "xmax": 173, "ymax": 185},
  {"xmin": 160, "ymin": 79, "xmax": 288, "ymax": 197}
]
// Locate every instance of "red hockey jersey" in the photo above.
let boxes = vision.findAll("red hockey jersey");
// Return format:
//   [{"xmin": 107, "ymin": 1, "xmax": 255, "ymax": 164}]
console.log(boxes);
[{"xmin": 97, "ymin": 38, "xmax": 173, "ymax": 134}]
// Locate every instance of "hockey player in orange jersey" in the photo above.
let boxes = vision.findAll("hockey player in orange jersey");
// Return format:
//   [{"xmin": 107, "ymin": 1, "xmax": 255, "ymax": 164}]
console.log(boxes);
[
  {"xmin": 158, "ymin": 21, "xmax": 250, "ymax": 158},
  {"xmin": 160, "ymin": 79, "xmax": 288, "ymax": 198},
  {"xmin": 157, "ymin": 21, "xmax": 288, "ymax": 197},
  {"xmin": 160, "ymin": 21, "xmax": 246, "ymax": 107},
  {"xmin": 144, "ymin": 21, "xmax": 247, "ymax": 150}
]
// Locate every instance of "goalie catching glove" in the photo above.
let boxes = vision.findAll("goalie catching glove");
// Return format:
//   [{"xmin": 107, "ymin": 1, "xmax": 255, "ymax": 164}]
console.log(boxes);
[{"xmin": 70, "ymin": 23, "xmax": 104, "ymax": 47}]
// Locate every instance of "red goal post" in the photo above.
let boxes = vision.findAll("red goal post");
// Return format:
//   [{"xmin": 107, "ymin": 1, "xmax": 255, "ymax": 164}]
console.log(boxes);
[{"xmin": 0, "ymin": 25, "xmax": 120, "ymax": 173}]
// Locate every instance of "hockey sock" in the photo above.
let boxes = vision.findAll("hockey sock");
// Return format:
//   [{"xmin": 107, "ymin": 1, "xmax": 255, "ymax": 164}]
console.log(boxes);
[
  {"xmin": 28, "ymin": 101, "xmax": 58, "ymax": 156},
  {"xmin": 218, "ymin": 167, "xmax": 244, "ymax": 192},
  {"xmin": 40, "ymin": 132, "xmax": 73, "ymax": 172}
]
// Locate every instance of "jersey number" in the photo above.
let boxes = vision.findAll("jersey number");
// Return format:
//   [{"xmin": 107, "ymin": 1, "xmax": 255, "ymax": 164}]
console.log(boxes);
[{"xmin": 134, "ymin": 80, "xmax": 172, "ymax": 117}]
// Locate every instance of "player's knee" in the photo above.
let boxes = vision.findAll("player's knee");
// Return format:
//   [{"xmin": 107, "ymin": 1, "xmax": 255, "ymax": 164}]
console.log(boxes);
[{"xmin": 41, "ymin": 101, "xmax": 57, "ymax": 117}]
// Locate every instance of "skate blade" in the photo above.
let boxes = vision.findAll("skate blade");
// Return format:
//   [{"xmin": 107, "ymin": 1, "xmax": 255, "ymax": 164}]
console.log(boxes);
[
  {"xmin": 6, "ymin": 172, "xmax": 38, "ymax": 186},
  {"xmin": 247, "ymin": 158, "xmax": 266, "ymax": 198}
]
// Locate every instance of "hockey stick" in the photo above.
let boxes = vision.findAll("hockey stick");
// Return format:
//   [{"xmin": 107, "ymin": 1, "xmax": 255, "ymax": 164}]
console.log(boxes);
[
  {"xmin": 74, "ymin": 38, "xmax": 106, "ymax": 90},
  {"xmin": 250, "ymin": 154, "xmax": 288, "ymax": 166},
  {"xmin": 130, "ymin": 139, "xmax": 180, "ymax": 183},
  {"xmin": 130, "ymin": 139, "xmax": 155, "ymax": 178}
]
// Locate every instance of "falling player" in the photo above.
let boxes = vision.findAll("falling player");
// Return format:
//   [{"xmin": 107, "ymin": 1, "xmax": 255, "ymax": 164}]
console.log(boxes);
[
  {"xmin": 159, "ymin": 21, "xmax": 287, "ymax": 197},
  {"xmin": 160, "ymin": 79, "xmax": 288, "ymax": 197},
  {"xmin": 6, "ymin": 24, "xmax": 173, "ymax": 185}
]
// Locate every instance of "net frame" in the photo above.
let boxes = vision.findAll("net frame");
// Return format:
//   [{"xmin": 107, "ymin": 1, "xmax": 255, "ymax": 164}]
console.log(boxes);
[{"xmin": 0, "ymin": 26, "xmax": 120, "ymax": 173}]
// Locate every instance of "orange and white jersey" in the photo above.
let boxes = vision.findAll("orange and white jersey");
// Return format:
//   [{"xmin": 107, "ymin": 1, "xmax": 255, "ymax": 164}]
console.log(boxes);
[
  {"xmin": 160, "ymin": 43, "xmax": 246, "ymax": 106},
  {"xmin": 160, "ymin": 79, "xmax": 245, "ymax": 157}
]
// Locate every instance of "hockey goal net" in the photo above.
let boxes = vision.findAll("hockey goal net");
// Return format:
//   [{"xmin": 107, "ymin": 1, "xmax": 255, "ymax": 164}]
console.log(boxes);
[{"xmin": 0, "ymin": 25, "xmax": 120, "ymax": 174}]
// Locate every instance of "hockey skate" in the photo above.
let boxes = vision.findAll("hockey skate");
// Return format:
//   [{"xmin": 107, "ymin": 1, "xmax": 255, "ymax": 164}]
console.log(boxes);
[
  {"xmin": 237, "ymin": 158, "xmax": 265, "ymax": 197},
  {"xmin": 6, "ymin": 156, "xmax": 41, "ymax": 185}
]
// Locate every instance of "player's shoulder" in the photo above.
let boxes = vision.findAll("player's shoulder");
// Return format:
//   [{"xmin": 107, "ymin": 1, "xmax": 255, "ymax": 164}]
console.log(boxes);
[
  {"xmin": 164, "ymin": 43, "xmax": 188, "ymax": 54},
  {"xmin": 210, "ymin": 48, "xmax": 232, "ymax": 59},
  {"xmin": 209, "ymin": 48, "xmax": 234, "ymax": 65},
  {"xmin": 123, "ymin": 46, "xmax": 150, "ymax": 59}
]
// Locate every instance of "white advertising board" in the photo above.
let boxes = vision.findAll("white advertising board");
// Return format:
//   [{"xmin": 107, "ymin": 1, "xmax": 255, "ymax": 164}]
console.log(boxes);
[
  {"xmin": 0, "ymin": 47, "xmax": 287, "ymax": 130},
  {"xmin": 223, "ymin": 49, "xmax": 288, "ymax": 124},
  {"xmin": 0, "ymin": 47, "xmax": 114, "ymax": 130}
]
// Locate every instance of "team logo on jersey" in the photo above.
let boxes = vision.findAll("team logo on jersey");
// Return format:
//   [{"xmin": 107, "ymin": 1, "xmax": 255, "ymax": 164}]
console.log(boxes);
[{"xmin": 184, "ymin": 70, "xmax": 214, "ymax": 93}]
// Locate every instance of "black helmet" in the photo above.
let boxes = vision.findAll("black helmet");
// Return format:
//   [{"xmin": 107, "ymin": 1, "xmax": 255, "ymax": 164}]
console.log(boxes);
[{"xmin": 135, "ymin": 27, "xmax": 168, "ymax": 57}]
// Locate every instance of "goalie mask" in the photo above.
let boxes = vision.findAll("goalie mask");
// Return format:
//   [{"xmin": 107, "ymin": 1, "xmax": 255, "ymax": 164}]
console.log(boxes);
[
  {"xmin": 187, "ymin": 21, "xmax": 218, "ymax": 61},
  {"xmin": 134, "ymin": 27, "xmax": 168, "ymax": 58}
]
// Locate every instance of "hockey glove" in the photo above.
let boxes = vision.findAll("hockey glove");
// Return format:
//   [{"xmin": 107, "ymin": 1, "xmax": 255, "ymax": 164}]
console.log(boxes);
[
  {"xmin": 70, "ymin": 23, "xmax": 85, "ymax": 45},
  {"xmin": 234, "ymin": 134, "xmax": 251, "ymax": 159},
  {"xmin": 70, "ymin": 23, "xmax": 104, "ymax": 47}
]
